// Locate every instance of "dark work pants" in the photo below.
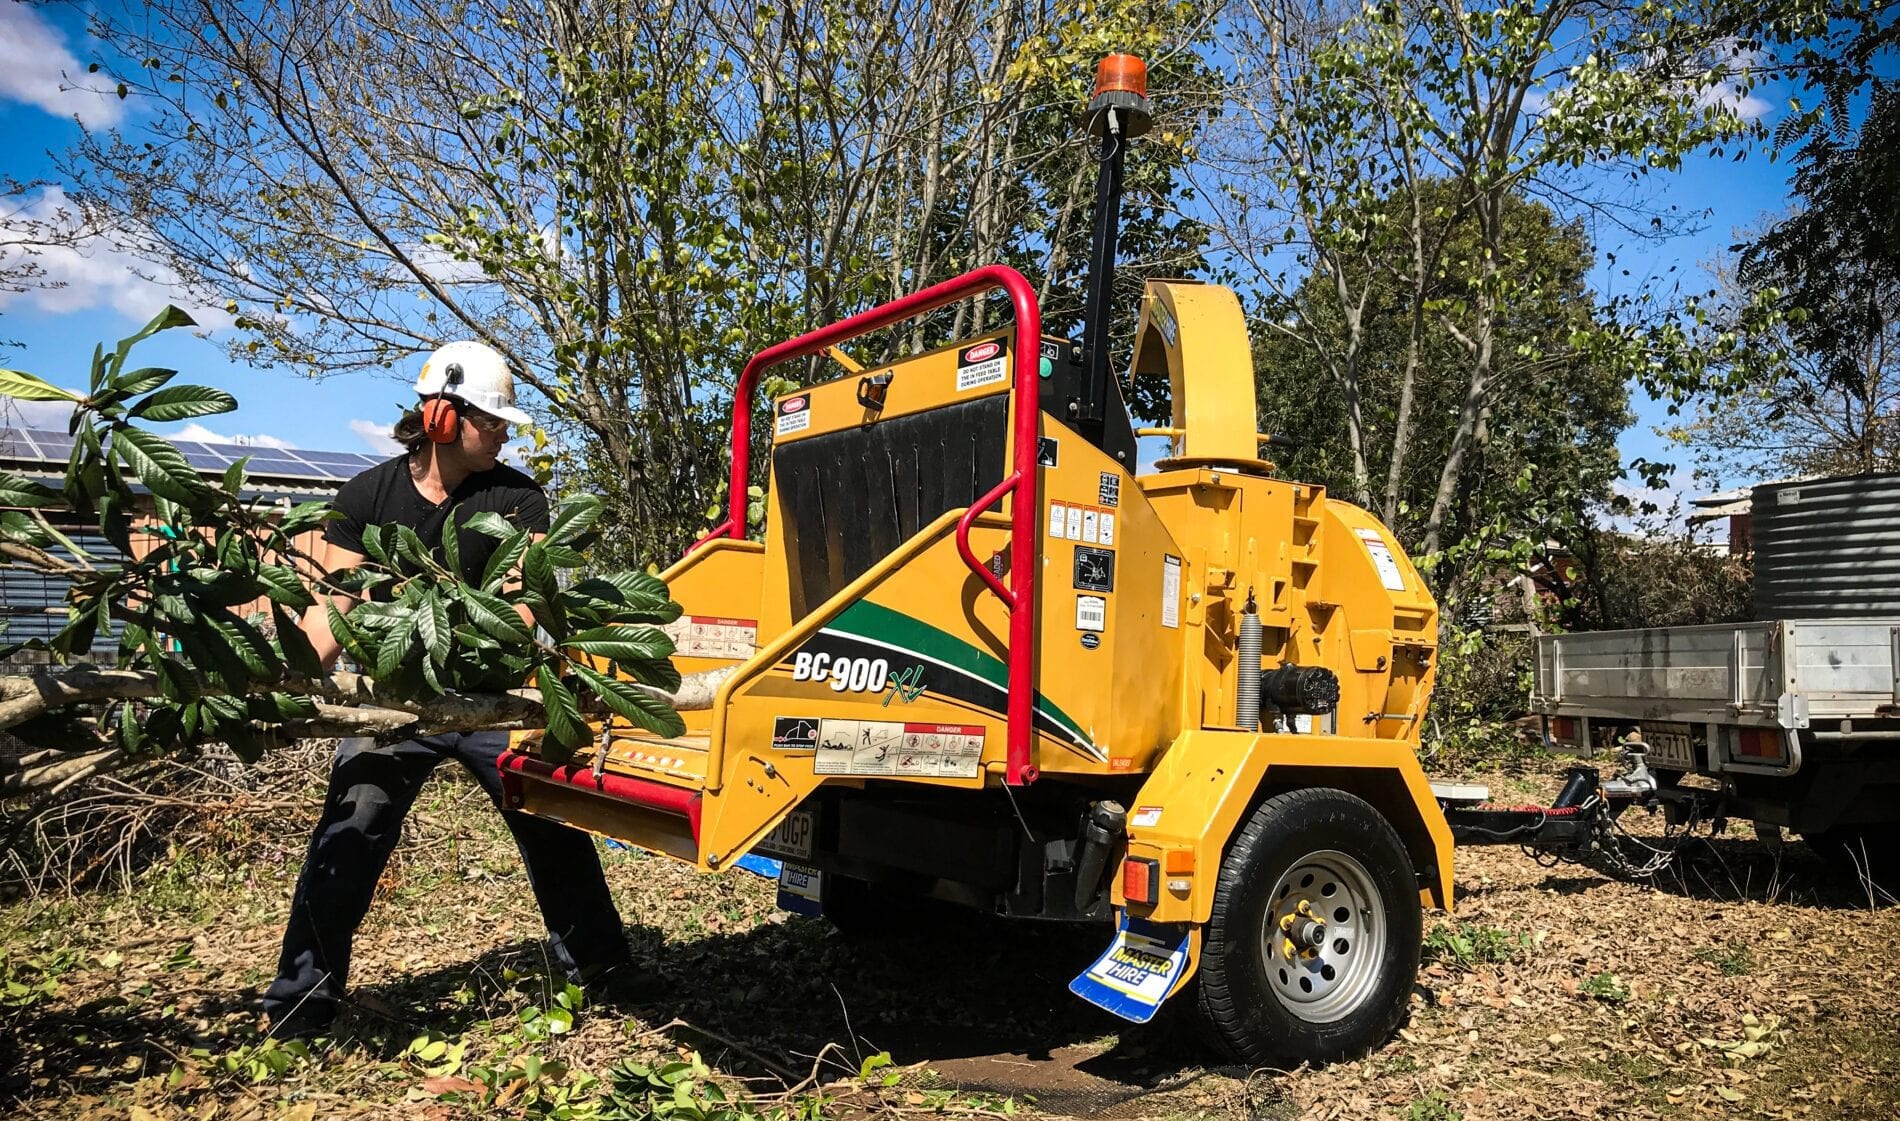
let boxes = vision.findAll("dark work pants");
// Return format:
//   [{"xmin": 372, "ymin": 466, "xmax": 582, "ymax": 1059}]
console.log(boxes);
[{"xmin": 263, "ymin": 731, "xmax": 629, "ymax": 1028}]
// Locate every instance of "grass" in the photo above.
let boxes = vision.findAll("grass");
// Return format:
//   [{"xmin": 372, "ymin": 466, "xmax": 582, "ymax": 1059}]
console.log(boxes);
[
  {"xmin": 1581, "ymin": 971, "xmax": 1630, "ymax": 1004},
  {"xmin": 1692, "ymin": 943, "xmax": 1754, "ymax": 976},
  {"xmin": 5, "ymin": 754, "xmax": 1897, "ymax": 1121},
  {"xmin": 1422, "ymin": 921, "xmax": 1528, "ymax": 969}
]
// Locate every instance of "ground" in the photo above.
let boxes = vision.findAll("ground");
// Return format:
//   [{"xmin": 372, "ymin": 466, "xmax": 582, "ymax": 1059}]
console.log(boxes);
[{"xmin": 1, "ymin": 752, "xmax": 1896, "ymax": 1121}]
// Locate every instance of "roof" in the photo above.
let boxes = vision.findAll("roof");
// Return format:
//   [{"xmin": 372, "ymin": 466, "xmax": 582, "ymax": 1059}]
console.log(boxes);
[
  {"xmin": 0, "ymin": 427, "xmax": 385, "ymax": 488},
  {"xmin": 1686, "ymin": 475, "xmax": 1821, "ymax": 523}
]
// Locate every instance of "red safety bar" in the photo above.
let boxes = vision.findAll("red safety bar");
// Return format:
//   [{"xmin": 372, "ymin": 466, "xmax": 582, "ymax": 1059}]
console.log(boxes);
[
  {"xmin": 691, "ymin": 265, "xmax": 1043, "ymax": 785},
  {"xmin": 499, "ymin": 752, "xmax": 704, "ymax": 841}
]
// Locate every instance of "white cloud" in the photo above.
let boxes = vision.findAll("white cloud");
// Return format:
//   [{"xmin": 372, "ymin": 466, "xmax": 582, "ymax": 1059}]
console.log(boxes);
[
  {"xmin": 1695, "ymin": 80, "xmax": 1771, "ymax": 123},
  {"xmin": 0, "ymin": 186, "xmax": 237, "ymax": 330},
  {"xmin": 0, "ymin": 3, "xmax": 124, "ymax": 128},
  {"xmin": 173, "ymin": 421, "xmax": 296, "ymax": 450},
  {"xmin": 0, "ymin": 398, "xmax": 76, "ymax": 430},
  {"xmin": 349, "ymin": 418, "xmax": 403, "ymax": 455}
]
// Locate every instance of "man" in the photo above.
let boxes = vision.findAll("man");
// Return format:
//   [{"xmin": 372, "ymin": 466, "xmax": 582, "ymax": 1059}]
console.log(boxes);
[{"xmin": 264, "ymin": 340, "xmax": 656, "ymax": 1038}]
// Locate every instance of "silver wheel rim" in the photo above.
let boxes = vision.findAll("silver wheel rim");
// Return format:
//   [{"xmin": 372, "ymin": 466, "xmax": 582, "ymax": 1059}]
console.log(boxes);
[{"xmin": 1257, "ymin": 849, "xmax": 1386, "ymax": 1023}]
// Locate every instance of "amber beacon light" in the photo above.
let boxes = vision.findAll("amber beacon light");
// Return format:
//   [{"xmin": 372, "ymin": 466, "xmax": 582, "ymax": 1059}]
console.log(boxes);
[{"xmin": 1087, "ymin": 53, "xmax": 1153, "ymax": 139}]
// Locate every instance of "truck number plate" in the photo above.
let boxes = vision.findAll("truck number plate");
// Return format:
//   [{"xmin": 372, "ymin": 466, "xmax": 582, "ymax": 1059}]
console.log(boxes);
[
  {"xmin": 756, "ymin": 809, "xmax": 814, "ymax": 860},
  {"xmin": 1643, "ymin": 722, "xmax": 1695, "ymax": 770}
]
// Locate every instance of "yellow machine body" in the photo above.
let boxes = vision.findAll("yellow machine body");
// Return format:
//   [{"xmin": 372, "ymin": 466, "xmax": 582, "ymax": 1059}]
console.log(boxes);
[{"xmin": 507, "ymin": 277, "xmax": 1451, "ymax": 1001}]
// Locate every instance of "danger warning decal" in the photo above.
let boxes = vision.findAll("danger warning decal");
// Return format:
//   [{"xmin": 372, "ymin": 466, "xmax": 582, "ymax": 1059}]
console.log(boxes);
[
  {"xmin": 662, "ymin": 615, "xmax": 758, "ymax": 660},
  {"xmin": 814, "ymin": 719, "xmax": 983, "ymax": 778},
  {"xmin": 775, "ymin": 393, "xmax": 812, "ymax": 435},
  {"xmin": 956, "ymin": 340, "xmax": 1008, "ymax": 392}
]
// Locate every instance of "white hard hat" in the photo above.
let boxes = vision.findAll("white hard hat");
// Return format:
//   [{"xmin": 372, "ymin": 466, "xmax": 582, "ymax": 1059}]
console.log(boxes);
[{"xmin": 415, "ymin": 341, "xmax": 533, "ymax": 426}]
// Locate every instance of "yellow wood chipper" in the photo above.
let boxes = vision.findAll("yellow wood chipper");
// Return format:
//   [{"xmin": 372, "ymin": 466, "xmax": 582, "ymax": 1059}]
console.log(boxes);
[{"xmin": 500, "ymin": 54, "xmax": 1454, "ymax": 1065}]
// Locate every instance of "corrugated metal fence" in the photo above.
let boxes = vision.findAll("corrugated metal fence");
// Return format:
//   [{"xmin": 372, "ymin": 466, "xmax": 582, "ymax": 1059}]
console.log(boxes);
[
  {"xmin": 1751, "ymin": 473, "xmax": 1900, "ymax": 619},
  {"xmin": 0, "ymin": 529, "xmax": 126, "ymax": 671}
]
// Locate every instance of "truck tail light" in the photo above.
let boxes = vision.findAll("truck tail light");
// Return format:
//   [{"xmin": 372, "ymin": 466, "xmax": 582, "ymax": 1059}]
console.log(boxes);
[
  {"xmin": 1550, "ymin": 716, "xmax": 1579, "ymax": 744},
  {"xmin": 1737, "ymin": 728, "xmax": 1784, "ymax": 760},
  {"xmin": 1122, "ymin": 857, "xmax": 1159, "ymax": 905}
]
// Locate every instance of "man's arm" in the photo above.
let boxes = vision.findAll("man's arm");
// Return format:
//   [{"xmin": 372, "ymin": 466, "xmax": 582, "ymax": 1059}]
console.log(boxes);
[{"xmin": 297, "ymin": 536, "xmax": 368, "ymax": 671}]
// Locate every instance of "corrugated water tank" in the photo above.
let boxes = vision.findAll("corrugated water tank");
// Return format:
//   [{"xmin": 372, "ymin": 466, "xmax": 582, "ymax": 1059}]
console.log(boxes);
[{"xmin": 1751, "ymin": 472, "xmax": 1900, "ymax": 619}]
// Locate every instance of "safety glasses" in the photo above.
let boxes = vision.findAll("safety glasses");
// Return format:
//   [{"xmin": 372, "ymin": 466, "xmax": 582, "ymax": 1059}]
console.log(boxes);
[{"xmin": 465, "ymin": 409, "xmax": 511, "ymax": 434}]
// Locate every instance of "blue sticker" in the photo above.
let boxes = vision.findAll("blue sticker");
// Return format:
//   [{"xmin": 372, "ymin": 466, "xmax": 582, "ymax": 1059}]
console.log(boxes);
[{"xmin": 776, "ymin": 863, "xmax": 824, "ymax": 917}]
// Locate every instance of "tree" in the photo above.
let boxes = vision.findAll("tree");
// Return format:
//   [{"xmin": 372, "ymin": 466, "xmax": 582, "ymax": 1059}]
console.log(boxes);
[
  {"xmin": 0, "ymin": 310, "xmax": 694, "ymax": 802},
  {"xmin": 1257, "ymin": 187, "xmax": 1631, "ymax": 615},
  {"xmin": 1673, "ymin": 88, "xmax": 1900, "ymax": 480},
  {"xmin": 67, "ymin": 0, "xmax": 1216, "ymax": 562},
  {"xmin": 1199, "ymin": 0, "xmax": 1763, "ymax": 568}
]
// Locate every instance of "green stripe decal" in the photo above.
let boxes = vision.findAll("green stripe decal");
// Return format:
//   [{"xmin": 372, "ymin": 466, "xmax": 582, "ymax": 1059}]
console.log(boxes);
[{"xmin": 825, "ymin": 599, "xmax": 1097, "ymax": 756}]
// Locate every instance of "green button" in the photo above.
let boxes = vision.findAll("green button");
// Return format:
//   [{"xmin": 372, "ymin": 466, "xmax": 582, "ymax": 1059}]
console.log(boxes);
[{"xmin": 1039, "ymin": 357, "xmax": 1053, "ymax": 379}]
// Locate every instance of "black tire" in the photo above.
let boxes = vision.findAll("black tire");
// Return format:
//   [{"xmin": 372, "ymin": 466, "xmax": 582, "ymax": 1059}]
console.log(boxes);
[
  {"xmin": 1802, "ymin": 826, "xmax": 1899, "ymax": 893},
  {"xmin": 1195, "ymin": 787, "xmax": 1422, "ymax": 1066}
]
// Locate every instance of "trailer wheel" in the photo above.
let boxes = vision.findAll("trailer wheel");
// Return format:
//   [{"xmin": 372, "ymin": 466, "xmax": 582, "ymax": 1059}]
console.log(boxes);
[{"xmin": 1196, "ymin": 787, "xmax": 1422, "ymax": 1065}]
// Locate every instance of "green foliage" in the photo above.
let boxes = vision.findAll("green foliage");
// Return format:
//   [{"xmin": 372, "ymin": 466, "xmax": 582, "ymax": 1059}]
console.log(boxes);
[
  {"xmin": 1582, "ymin": 971, "xmax": 1632, "ymax": 1004},
  {"xmin": 1694, "ymin": 944, "xmax": 1756, "ymax": 976},
  {"xmin": 0, "ymin": 312, "xmax": 685, "ymax": 773},
  {"xmin": 0, "ymin": 944, "xmax": 83, "ymax": 1011},
  {"xmin": 1405, "ymin": 1091, "xmax": 1464, "ymax": 1121},
  {"xmin": 1423, "ymin": 922, "xmax": 1530, "ymax": 970},
  {"xmin": 603, "ymin": 1051, "xmax": 773, "ymax": 1120}
]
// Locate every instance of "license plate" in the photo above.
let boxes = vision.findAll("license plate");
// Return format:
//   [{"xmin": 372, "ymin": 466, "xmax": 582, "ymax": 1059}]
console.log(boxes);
[
  {"xmin": 756, "ymin": 808, "xmax": 814, "ymax": 860},
  {"xmin": 1643, "ymin": 722, "xmax": 1696, "ymax": 770}
]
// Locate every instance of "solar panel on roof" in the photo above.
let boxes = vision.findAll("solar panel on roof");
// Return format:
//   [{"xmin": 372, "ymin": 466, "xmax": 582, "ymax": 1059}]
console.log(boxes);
[
  {"xmin": 183, "ymin": 452, "xmax": 236, "ymax": 472},
  {"xmin": 1, "ymin": 426, "xmax": 373, "ymax": 484},
  {"xmin": 27, "ymin": 434, "xmax": 74, "ymax": 456}
]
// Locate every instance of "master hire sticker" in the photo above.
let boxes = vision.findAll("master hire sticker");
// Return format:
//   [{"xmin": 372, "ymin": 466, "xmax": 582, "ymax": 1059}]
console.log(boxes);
[{"xmin": 814, "ymin": 719, "xmax": 983, "ymax": 779}]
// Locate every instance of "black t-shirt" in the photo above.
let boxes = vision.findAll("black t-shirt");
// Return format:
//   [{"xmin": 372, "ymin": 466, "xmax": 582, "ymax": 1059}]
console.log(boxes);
[{"xmin": 323, "ymin": 455, "xmax": 550, "ymax": 586}]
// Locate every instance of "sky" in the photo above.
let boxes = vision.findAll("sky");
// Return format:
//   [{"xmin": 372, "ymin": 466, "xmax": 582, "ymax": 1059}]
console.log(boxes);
[{"xmin": 0, "ymin": 2, "xmax": 1805, "ymax": 511}]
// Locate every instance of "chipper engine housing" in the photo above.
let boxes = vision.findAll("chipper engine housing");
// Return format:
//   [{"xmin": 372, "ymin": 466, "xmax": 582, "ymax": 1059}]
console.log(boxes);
[{"xmin": 502, "ymin": 56, "xmax": 1453, "ymax": 1066}]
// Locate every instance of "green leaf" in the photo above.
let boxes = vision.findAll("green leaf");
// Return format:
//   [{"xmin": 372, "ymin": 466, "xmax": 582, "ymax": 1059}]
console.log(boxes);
[
  {"xmin": 327, "ymin": 600, "xmax": 372, "ymax": 668},
  {"xmin": 462, "ymin": 587, "xmax": 532, "ymax": 645},
  {"xmin": 570, "ymin": 571, "xmax": 670, "ymax": 608},
  {"xmin": 461, "ymin": 511, "xmax": 516, "ymax": 539},
  {"xmin": 521, "ymin": 543, "xmax": 559, "ymax": 610},
  {"xmin": 114, "ymin": 366, "xmax": 179, "ymax": 396},
  {"xmin": 110, "ymin": 427, "xmax": 202, "ymax": 503},
  {"xmin": 278, "ymin": 501, "xmax": 335, "ymax": 537},
  {"xmin": 393, "ymin": 525, "xmax": 435, "ymax": 572},
  {"xmin": 274, "ymin": 604, "xmax": 324, "ymax": 679},
  {"xmin": 0, "ymin": 471, "xmax": 58, "ymax": 508},
  {"xmin": 565, "ymin": 625, "xmax": 673, "ymax": 663},
  {"xmin": 376, "ymin": 609, "xmax": 415, "ymax": 680},
  {"xmin": 480, "ymin": 530, "xmax": 531, "ymax": 590},
  {"xmin": 0, "ymin": 368, "xmax": 82, "ymax": 402},
  {"xmin": 418, "ymin": 590, "xmax": 451, "ymax": 664},
  {"xmin": 536, "ymin": 666, "xmax": 589, "ymax": 750},
  {"xmin": 438, "ymin": 508, "xmax": 462, "ymax": 581},
  {"xmin": 359, "ymin": 524, "xmax": 390, "ymax": 566},
  {"xmin": 130, "ymin": 385, "xmax": 238, "ymax": 422},
  {"xmin": 115, "ymin": 306, "xmax": 196, "ymax": 357},
  {"xmin": 547, "ymin": 496, "xmax": 602, "ymax": 546},
  {"xmin": 255, "ymin": 565, "xmax": 315, "ymax": 609},
  {"xmin": 206, "ymin": 611, "xmax": 281, "ymax": 679},
  {"xmin": 624, "ymin": 649, "xmax": 682, "ymax": 691},
  {"xmin": 573, "ymin": 663, "xmax": 685, "ymax": 738}
]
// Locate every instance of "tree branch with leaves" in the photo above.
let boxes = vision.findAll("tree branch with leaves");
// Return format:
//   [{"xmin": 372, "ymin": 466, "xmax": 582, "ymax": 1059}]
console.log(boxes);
[{"xmin": 0, "ymin": 309, "xmax": 701, "ymax": 802}]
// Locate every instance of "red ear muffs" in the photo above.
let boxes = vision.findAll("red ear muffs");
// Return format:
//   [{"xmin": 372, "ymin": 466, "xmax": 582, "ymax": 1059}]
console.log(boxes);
[
  {"xmin": 420, "ymin": 360, "xmax": 466, "ymax": 443},
  {"xmin": 421, "ymin": 395, "xmax": 461, "ymax": 443}
]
